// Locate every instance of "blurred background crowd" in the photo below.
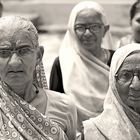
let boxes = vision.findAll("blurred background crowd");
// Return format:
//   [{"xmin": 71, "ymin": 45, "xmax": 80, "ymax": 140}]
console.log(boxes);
[{"xmin": 1, "ymin": 0, "xmax": 136, "ymax": 84}]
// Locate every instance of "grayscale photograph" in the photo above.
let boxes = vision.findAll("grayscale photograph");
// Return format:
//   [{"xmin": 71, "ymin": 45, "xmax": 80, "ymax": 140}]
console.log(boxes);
[{"xmin": 0, "ymin": 0, "xmax": 139, "ymax": 140}]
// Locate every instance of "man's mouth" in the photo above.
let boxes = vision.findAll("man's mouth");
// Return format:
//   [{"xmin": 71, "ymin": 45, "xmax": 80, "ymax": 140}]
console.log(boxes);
[
  {"xmin": 128, "ymin": 95, "xmax": 140, "ymax": 101},
  {"xmin": 83, "ymin": 40, "xmax": 95, "ymax": 45},
  {"xmin": 7, "ymin": 71, "xmax": 24, "ymax": 76},
  {"xmin": 8, "ymin": 71, "xmax": 23, "ymax": 73}
]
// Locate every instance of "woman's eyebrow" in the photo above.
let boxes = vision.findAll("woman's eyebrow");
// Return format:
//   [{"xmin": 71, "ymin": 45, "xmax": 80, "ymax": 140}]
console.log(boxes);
[
  {"xmin": 16, "ymin": 45, "xmax": 32, "ymax": 49},
  {"xmin": 0, "ymin": 45, "xmax": 11, "ymax": 49}
]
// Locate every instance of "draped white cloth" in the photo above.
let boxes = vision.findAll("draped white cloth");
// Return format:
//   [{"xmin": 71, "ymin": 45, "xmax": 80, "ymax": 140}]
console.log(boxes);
[
  {"xmin": 83, "ymin": 43, "xmax": 140, "ymax": 140},
  {"xmin": 59, "ymin": 1, "xmax": 114, "ymax": 127}
]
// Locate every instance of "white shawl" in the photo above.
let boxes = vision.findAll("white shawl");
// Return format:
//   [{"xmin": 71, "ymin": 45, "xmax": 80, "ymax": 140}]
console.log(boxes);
[
  {"xmin": 59, "ymin": 1, "xmax": 114, "ymax": 125},
  {"xmin": 83, "ymin": 43, "xmax": 140, "ymax": 140}
]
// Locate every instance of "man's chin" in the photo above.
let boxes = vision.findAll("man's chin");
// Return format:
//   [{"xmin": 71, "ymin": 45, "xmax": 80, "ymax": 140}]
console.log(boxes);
[
  {"xmin": 127, "ymin": 99, "xmax": 140, "ymax": 114},
  {"xmin": 83, "ymin": 43, "xmax": 94, "ymax": 49},
  {"xmin": 5, "ymin": 78, "xmax": 25, "ymax": 87},
  {"xmin": 83, "ymin": 41, "xmax": 94, "ymax": 45}
]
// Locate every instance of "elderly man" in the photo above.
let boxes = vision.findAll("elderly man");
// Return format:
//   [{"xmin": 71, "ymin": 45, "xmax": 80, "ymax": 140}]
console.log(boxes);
[{"xmin": 0, "ymin": 16, "xmax": 77, "ymax": 140}]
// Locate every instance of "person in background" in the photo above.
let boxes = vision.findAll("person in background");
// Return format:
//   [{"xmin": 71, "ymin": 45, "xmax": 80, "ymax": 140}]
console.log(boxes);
[
  {"xmin": 83, "ymin": 43, "xmax": 140, "ymax": 140},
  {"xmin": 0, "ymin": 16, "xmax": 77, "ymax": 140},
  {"xmin": 0, "ymin": 1, "xmax": 3, "ymax": 17},
  {"xmin": 49, "ymin": 1, "xmax": 115, "ymax": 131},
  {"xmin": 117, "ymin": 0, "xmax": 140, "ymax": 48}
]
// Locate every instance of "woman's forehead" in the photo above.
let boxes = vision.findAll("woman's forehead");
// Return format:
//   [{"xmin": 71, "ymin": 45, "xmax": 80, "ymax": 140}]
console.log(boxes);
[
  {"xmin": 77, "ymin": 8, "xmax": 102, "ymax": 18},
  {"xmin": 119, "ymin": 52, "xmax": 140, "ymax": 70},
  {"xmin": 125, "ymin": 52, "xmax": 140, "ymax": 63},
  {"xmin": 75, "ymin": 9, "xmax": 103, "ymax": 24}
]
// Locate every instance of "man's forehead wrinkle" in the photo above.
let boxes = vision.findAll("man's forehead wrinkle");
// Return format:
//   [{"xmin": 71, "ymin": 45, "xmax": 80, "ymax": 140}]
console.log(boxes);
[
  {"xmin": 0, "ymin": 31, "xmax": 12, "ymax": 47},
  {"xmin": 0, "ymin": 28, "xmax": 33, "ymax": 45},
  {"xmin": 0, "ymin": 26, "xmax": 20, "ymax": 44},
  {"xmin": 0, "ymin": 16, "xmax": 39, "ymax": 47},
  {"xmin": 0, "ymin": 40, "xmax": 11, "ymax": 48},
  {"xmin": 12, "ymin": 30, "xmax": 35, "ymax": 47}
]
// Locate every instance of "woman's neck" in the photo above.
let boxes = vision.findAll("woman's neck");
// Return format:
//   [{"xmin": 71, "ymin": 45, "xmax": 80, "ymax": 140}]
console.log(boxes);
[
  {"xmin": 4, "ymin": 81, "xmax": 37, "ymax": 102},
  {"xmin": 92, "ymin": 47, "xmax": 103, "ymax": 57},
  {"xmin": 92, "ymin": 47, "xmax": 108, "ymax": 60}
]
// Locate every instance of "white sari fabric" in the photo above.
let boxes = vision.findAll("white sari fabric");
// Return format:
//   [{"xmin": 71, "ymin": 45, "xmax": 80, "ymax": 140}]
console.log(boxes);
[
  {"xmin": 59, "ymin": 1, "xmax": 114, "ymax": 127},
  {"xmin": 83, "ymin": 43, "xmax": 140, "ymax": 140}
]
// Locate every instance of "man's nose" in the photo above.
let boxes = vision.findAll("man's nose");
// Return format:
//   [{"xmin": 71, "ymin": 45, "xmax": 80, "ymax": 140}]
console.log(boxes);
[
  {"xmin": 84, "ymin": 28, "xmax": 93, "ymax": 35},
  {"xmin": 130, "ymin": 75, "xmax": 140, "ymax": 90},
  {"xmin": 8, "ymin": 53, "xmax": 22, "ymax": 66}
]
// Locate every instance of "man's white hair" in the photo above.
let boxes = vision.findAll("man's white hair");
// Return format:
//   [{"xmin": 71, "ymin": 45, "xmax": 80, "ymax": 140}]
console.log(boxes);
[{"xmin": 0, "ymin": 16, "xmax": 39, "ymax": 47}]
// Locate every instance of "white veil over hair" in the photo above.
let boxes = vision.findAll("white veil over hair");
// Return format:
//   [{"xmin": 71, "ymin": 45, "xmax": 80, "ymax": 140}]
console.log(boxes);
[
  {"xmin": 66, "ymin": 0, "xmax": 114, "ymax": 52},
  {"xmin": 59, "ymin": 1, "xmax": 114, "ymax": 128},
  {"xmin": 83, "ymin": 43, "xmax": 140, "ymax": 140}
]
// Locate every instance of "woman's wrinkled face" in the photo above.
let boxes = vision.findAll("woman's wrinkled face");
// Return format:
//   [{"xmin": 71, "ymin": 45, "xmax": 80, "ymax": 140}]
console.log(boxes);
[
  {"xmin": 116, "ymin": 52, "xmax": 140, "ymax": 113},
  {"xmin": 74, "ymin": 9, "xmax": 106, "ymax": 52},
  {"xmin": 0, "ymin": 31, "xmax": 39, "ymax": 87},
  {"xmin": 131, "ymin": 12, "xmax": 140, "ymax": 43}
]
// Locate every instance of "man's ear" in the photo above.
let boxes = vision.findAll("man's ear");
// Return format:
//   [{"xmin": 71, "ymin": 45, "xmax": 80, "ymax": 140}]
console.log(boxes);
[
  {"xmin": 36, "ymin": 46, "xmax": 44, "ymax": 65},
  {"xmin": 103, "ymin": 25, "xmax": 109, "ymax": 37}
]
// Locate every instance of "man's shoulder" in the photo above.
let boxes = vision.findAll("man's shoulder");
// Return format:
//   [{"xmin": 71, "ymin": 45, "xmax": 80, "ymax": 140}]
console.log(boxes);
[
  {"xmin": 46, "ymin": 90, "xmax": 77, "ymax": 140},
  {"xmin": 46, "ymin": 90, "xmax": 76, "ymax": 110}
]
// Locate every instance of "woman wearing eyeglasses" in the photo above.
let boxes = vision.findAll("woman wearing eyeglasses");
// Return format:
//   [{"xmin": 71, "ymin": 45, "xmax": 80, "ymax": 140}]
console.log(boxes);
[
  {"xmin": 0, "ymin": 16, "xmax": 78, "ymax": 140},
  {"xmin": 83, "ymin": 43, "xmax": 140, "ymax": 140},
  {"xmin": 49, "ymin": 1, "xmax": 115, "ymax": 131}
]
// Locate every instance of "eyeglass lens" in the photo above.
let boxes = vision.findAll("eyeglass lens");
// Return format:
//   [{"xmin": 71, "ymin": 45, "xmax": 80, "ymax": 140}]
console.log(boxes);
[
  {"xmin": 75, "ymin": 24, "xmax": 103, "ymax": 34},
  {"xmin": 0, "ymin": 47, "xmax": 34, "ymax": 58},
  {"xmin": 116, "ymin": 71, "xmax": 140, "ymax": 82}
]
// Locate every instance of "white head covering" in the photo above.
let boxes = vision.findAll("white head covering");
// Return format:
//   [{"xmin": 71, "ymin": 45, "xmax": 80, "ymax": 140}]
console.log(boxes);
[
  {"xmin": 59, "ymin": 1, "xmax": 112, "ymax": 129},
  {"xmin": 83, "ymin": 43, "xmax": 140, "ymax": 140},
  {"xmin": 65, "ymin": 0, "xmax": 114, "ymax": 51}
]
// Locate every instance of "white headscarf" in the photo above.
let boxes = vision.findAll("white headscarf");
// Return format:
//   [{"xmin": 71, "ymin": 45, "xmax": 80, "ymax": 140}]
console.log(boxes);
[
  {"xmin": 66, "ymin": 0, "xmax": 114, "ymax": 51},
  {"xmin": 83, "ymin": 43, "xmax": 140, "ymax": 140},
  {"xmin": 59, "ymin": 1, "xmax": 113, "ymax": 129}
]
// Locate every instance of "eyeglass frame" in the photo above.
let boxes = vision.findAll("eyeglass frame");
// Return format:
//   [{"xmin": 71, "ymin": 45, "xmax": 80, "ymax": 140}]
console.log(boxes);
[
  {"xmin": 115, "ymin": 70, "xmax": 140, "ymax": 83},
  {"xmin": 0, "ymin": 46, "xmax": 35, "ymax": 58},
  {"xmin": 74, "ymin": 23, "xmax": 104, "ymax": 34}
]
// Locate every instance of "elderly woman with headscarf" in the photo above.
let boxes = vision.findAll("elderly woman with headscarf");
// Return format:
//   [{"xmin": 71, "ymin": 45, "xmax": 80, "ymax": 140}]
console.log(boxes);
[
  {"xmin": 0, "ymin": 16, "xmax": 77, "ymax": 140},
  {"xmin": 49, "ymin": 1, "xmax": 115, "ymax": 130},
  {"xmin": 83, "ymin": 43, "xmax": 140, "ymax": 140}
]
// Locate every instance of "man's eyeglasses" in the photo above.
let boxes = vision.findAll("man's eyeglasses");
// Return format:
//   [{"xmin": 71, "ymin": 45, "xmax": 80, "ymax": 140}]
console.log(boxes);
[
  {"xmin": 74, "ymin": 24, "xmax": 104, "ymax": 34},
  {"xmin": 0, "ymin": 47, "xmax": 34, "ymax": 58},
  {"xmin": 115, "ymin": 70, "xmax": 140, "ymax": 83}
]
